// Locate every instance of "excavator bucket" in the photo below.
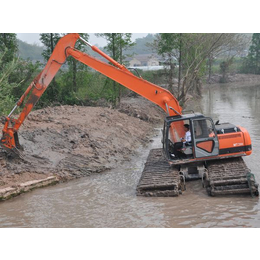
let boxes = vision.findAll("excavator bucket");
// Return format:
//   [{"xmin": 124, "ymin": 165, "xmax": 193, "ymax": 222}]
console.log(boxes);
[{"xmin": 0, "ymin": 131, "xmax": 24, "ymax": 159}]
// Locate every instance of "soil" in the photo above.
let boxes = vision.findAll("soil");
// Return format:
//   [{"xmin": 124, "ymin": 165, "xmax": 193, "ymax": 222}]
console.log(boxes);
[{"xmin": 0, "ymin": 96, "xmax": 164, "ymax": 191}]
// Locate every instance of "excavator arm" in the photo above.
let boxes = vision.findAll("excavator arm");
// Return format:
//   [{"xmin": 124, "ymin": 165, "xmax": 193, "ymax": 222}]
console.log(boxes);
[
  {"xmin": 66, "ymin": 42, "xmax": 182, "ymax": 116},
  {"xmin": 0, "ymin": 33, "xmax": 182, "ymax": 155}
]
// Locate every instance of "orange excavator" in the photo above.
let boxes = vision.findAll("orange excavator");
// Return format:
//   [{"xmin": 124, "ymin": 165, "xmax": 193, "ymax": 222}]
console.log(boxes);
[{"xmin": 0, "ymin": 33, "xmax": 258, "ymax": 196}]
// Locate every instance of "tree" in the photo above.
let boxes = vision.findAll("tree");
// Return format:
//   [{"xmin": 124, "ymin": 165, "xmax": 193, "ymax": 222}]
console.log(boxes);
[
  {"xmin": 0, "ymin": 34, "xmax": 39, "ymax": 111},
  {"xmin": 57, "ymin": 33, "xmax": 90, "ymax": 105},
  {"xmin": 95, "ymin": 33, "xmax": 135, "ymax": 106},
  {"xmin": 66, "ymin": 33, "xmax": 89, "ymax": 91},
  {"xmin": 9, "ymin": 59, "xmax": 41, "ymax": 99},
  {"xmin": 219, "ymin": 57, "xmax": 234, "ymax": 83},
  {"xmin": 40, "ymin": 33, "xmax": 61, "ymax": 62},
  {"xmin": 39, "ymin": 33, "xmax": 61, "ymax": 104},
  {"xmin": 243, "ymin": 34, "xmax": 260, "ymax": 74},
  {"xmin": 0, "ymin": 51, "xmax": 17, "ymax": 114},
  {"xmin": 0, "ymin": 33, "xmax": 18, "ymax": 69},
  {"xmin": 211, "ymin": 34, "xmax": 249, "ymax": 83},
  {"xmin": 151, "ymin": 33, "xmax": 183, "ymax": 99},
  {"xmin": 153, "ymin": 33, "xmax": 248, "ymax": 106}
]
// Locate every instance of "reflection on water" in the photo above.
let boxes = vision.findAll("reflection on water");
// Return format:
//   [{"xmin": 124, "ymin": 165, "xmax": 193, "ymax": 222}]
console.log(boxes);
[{"xmin": 1, "ymin": 84, "xmax": 260, "ymax": 228}]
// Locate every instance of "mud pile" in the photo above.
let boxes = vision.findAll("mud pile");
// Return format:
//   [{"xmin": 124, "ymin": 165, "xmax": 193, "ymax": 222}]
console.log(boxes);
[{"xmin": 0, "ymin": 97, "xmax": 164, "ymax": 190}]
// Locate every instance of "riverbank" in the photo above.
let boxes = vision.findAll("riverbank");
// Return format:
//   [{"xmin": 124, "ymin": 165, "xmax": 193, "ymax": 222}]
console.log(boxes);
[
  {"xmin": 0, "ymin": 97, "xmax": 164, "ymax": 200},
  {"xmin": 207, "ymin": 73, "xmax": 260, "ymax": 84}
]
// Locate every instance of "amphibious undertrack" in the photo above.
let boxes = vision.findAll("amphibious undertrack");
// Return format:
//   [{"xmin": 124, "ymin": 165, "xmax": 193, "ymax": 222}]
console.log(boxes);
[
  {"xmin": 136, "ymin": 149, "xmax": 185, "ymax": 197},
  {"xmin": 204, "ymin": 157, "xmax": 259, "ymax": 197},
  {"xmin": 137, "ymin": 149, "xmax": 259, "ymax": 197}
]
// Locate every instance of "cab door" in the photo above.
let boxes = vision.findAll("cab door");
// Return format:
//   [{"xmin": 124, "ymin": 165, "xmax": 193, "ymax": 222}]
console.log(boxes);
[{"xmin": 191, "ymin": 118, "xmax": 219, "ymax": 158}]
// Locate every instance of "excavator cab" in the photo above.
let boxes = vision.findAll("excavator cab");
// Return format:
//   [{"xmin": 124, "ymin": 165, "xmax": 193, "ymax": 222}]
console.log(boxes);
[{"xmin": 162, "ymin": 113, "xmax": 219, "ymax": 163}]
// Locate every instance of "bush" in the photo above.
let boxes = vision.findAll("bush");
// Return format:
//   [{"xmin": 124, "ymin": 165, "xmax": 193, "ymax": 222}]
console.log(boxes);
[{"xmin": 0, "ymin": 51, "xmax": 17, "ymax": 115}]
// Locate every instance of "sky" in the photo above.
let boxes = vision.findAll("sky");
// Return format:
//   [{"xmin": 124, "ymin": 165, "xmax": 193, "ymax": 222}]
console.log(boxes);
[{"xmin": 16, "ymin": 33, "xmax": 150, "ymax": 47}]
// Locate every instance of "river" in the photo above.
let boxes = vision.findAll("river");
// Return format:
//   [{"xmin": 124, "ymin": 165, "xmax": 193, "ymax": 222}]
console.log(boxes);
[{"xmin": 1, "ymin": 83, "xmax": 260, "ymax": 228}]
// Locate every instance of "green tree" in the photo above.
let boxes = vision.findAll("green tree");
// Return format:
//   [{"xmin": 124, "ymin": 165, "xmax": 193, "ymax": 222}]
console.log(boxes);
[
  {"xmin": 9, "ymin": 59, "xmax": 41, "ymax": 99},
  {"xmin": 40, "ymin": 33, "xmax": 61, "ymax": 61},
  {"xmin": 0, "ymin": 51, "xmax": 17, "ymax": 115},
  {"xmin": 153, "ymin": 33, "xmax": 246, "ymax": 106},
  {"xmin": 152, "ymin": 33, "xmax": 183, "ymax": 99},
  {"xmin": 39, "ymin": 33, "xmax": 62, "ymax": 105},
  {"xmin": 211, "ymin": 34, "xmax": 249, "ymax": 82},
  {"xmin": 65, "ymin": 33, "xmax": 89, "ymax": 91},
  {"xmin": 0, "ymin": 34, "xmax": 40, "ymax": 113},
  {"xmin": 244, "ymin": 34, "xmax": 260, "ymax": 74},
  {"xmin": 54, "ymin": 33, "xmax": 92, "ymax": 105},
  {"xmin": 96, "ymin": 33, "xmax": 135, "ymax": 106},
  {"xmin": 0, "ymin": 33, "xmax": 18, "ymax": 69}
]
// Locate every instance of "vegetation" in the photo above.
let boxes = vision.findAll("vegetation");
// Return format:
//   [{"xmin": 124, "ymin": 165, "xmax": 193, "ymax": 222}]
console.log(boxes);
[
  {"xmin": 95, "ymin": 33, "xmax": 135, "ymax": 106},
  {"xmin": 0, "ymin": 33, "xmax": 259, "ymax": 117},
  {"xmin": 0, "ymin": 34, "xmax": 18, "ymax": 67},
  {"xmin": 241, "ymin": 33, "xmax": 260, "ymax": 74},
  {"xmin": 0, "ymin": 51, "xmax": 17, "ymax": 114},
  {"xmin": 0, "ymin": 34, "xmax": 40, "ymax": 114},
  {"xmin": 150, "ymin": 33, "xmax": 250, "ymax": 106}
]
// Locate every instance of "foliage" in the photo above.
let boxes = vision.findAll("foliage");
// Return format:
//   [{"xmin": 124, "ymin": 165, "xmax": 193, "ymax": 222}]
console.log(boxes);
[
  {"xmin": 219, "ymin": 57, "xmax": 234, "ymax": 83},
  {"xmin": 0, "ymin": 33, "xmax": 18, "ymax": 69},
  {"xmin": 10, "ymin": 59, "xmax": 41, "ymax": 99},
  {"xmin": 39, "ymin": 33, "xmax": 61, "ymax": 62},
  {"xmin": 153, "ymin": 33, "xmax": 182, "ymax": 97},
  {"xmin": 1, "ymin": 33, "xmax": 253, "ymax": 118},
  {"xmin": 38, "ymin": 33, "xmax": 62, "ymax": 105},
  {"xmin": 0, "ymin": 34, "xmax": 40, "ymax": 115},
  {"xmin": 64, "ymin": 33, "xmax": 89, "ymax": 93},
  {"xmin": 152, "ymin": 33, "xmax": 249, "ymax": 106},
  {"xmin": 95, "ymin": 33, "xmax": 135, "ymax": 106},
  {"xmin": 212, "ymin": 34, "xmax": 249, "ymax": 82},
  {"xmin": 241, "ymin": 34, "xmax": 260, "ymax": 74},
  {"xmin": 0, "ymin": 51, "xmax": 17, "ymax": 115}
]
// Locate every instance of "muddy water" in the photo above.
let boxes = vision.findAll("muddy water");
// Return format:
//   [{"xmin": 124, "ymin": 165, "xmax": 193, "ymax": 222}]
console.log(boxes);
[{"xmin": 1, "ymin": 83, "xmax": 260, "ymax": 228}]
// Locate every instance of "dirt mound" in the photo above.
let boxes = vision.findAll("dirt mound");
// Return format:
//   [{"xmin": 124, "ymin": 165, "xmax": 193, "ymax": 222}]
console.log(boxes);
[
  {"xmin": 0, "ymin": 97, "xmax": 164, "ymax": 191},
  {"xmin": 118, "ymin": 97, "xmax": 164, "ymax": 124}
]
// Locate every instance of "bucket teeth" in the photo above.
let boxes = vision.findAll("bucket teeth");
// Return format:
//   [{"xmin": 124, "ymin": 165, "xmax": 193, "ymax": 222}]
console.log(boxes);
[{"xmin": 0, "ymin": 143, "xmax": 25, "ymax": 160}]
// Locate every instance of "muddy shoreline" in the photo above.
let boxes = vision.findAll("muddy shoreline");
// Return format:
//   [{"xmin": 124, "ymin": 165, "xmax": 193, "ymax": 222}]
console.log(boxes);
[
  {"xmin": 206, "ymin": 73, "xmax": 260, "ymax": 85},
  {"xmin": 0, "ymin": 97, "xmax": 164, "ymax": 200}
]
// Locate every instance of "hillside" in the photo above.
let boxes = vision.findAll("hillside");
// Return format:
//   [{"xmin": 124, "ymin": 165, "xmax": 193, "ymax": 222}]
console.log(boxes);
[
  {"xmin": 17, "ymin": 39, "xmax": 44, "ymax": 62},
  {"xmin": 17, "ymin": 34, "xmax": 157, "ymax": 62},
  {"xmin": 126, "ymin": 33, "xmax": 156, "ymax": 55}
]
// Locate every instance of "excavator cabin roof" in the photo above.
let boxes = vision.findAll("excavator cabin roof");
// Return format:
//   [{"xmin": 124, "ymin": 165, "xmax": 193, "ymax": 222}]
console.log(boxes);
[{"xmin": 165, "ymin": 113, "xmax": 205, "ymax": 124}]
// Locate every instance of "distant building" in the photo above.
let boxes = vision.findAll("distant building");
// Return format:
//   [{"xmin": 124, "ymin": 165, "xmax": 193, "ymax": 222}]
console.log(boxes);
[
  {"xmin": 128, "ymin": 54, "xmax": 160, "ymax": 67},
  {"xmin": 127, "ymin": 54, "xmax": 179, "ymax": 71}
]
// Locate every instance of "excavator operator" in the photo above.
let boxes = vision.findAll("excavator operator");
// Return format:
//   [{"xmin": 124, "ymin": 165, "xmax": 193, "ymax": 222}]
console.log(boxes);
[{"xmin": 172, "ymin": 124, "xmax": 191, "ymax": 159}]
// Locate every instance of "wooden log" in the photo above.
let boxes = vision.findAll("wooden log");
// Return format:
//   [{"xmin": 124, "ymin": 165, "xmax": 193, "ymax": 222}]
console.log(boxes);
[{"xmin": 0, "ymin": 176, "xmax": 58, "ymax": 201}]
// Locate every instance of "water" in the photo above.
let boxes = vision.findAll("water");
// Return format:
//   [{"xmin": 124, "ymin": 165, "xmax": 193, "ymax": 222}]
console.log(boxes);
[{"xmin": 1, "ymin": 83, "xmax": 260, "ymax": 228}]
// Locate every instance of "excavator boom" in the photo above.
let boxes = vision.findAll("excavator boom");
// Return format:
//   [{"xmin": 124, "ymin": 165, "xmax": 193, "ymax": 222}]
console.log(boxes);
[
  {"xmin": 0, "ymin": 33, "xmax": 182, "ymax": 155},
  {"xmin": 66, "ymin": 46, "xmax": 182, "ymax": 115}
]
